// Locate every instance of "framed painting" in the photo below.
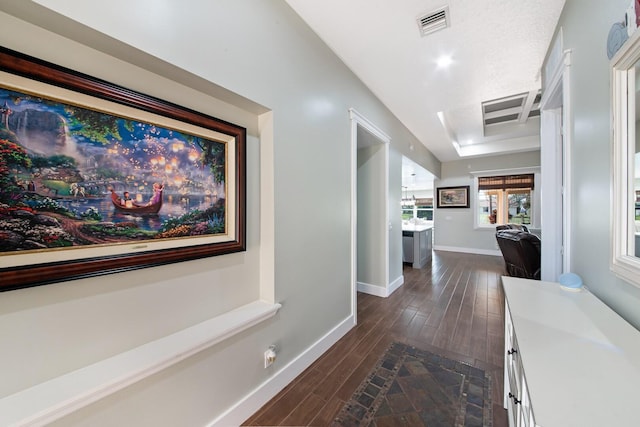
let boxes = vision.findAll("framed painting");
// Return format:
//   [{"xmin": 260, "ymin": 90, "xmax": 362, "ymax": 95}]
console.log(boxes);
[
  {"xmin": 0, "ymin": 47, "xmax": 246, "ymax": 291},
  {"xmin": 436, "ymin": 186, "xmax": 470, "ymax": 208}
]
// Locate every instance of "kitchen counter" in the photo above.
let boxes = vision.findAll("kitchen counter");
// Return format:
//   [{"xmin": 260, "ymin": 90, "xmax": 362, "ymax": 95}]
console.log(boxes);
[
  {"xmin": 402, "ymin": 223, "xmax": 433, "ymax": 232},
  {"xmin": 402, "ymin": 223, "xmax": 433, "ymax": 268}
]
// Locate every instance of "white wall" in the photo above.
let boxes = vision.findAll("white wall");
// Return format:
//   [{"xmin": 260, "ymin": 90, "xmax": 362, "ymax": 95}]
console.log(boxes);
[
  {"xmin": 388, "ymin": 146, "xmax": 404, "ymax": 288},
  {"xmin": 549, "ymin": 0, "xmax": 640, "ymax": 328},
  {"xmin": 357, "ymin": 144, "xmax": 386, "ymax": 290},
  {"xmin": 434, "ymin": 151, "xmax": 541, "ymax": 255},
  {"xmin": 0, "ymin": 0, "xmax": 441, "ymax": 425}
]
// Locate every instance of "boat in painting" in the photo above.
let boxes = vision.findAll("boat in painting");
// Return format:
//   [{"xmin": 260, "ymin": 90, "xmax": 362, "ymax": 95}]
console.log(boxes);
[{"xmin": 110, "ymin": 189, "xmax": 162, "ymax": 215}]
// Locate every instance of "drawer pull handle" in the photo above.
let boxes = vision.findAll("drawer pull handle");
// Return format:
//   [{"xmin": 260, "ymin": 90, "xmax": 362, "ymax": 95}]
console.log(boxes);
[
  {"xmin": 508, "ymin": 392, "xmax": 521, "ymax": 405},
  {"xmin": 507, "ymin": 348, "xmax": 518, "ymax": 356}
]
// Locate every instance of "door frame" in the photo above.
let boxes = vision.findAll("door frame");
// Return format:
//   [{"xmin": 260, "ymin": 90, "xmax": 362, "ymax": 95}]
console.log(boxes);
[
  {"xmin": 540, "ymin": 30, "xmax": 572, "ymax": 280},
  {"xmin": 349, "ymin": 108, "xmax": 391, "ymax": 322}
]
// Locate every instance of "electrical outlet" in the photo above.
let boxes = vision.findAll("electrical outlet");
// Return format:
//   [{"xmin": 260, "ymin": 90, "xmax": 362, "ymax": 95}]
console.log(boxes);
[{"xmin": 264, "ymin": 345, "xmax": 276, "ymax": 368}]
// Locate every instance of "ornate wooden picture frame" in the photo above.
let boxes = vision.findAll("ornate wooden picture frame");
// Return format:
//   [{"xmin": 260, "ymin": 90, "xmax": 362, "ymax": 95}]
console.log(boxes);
[
  {"xmin": 0, "ymin": 47, "xmax": 246, "ymax": 291},
  {"xmin": 436, "ymin": 186, "xmax": 470, "ymax": 208}
]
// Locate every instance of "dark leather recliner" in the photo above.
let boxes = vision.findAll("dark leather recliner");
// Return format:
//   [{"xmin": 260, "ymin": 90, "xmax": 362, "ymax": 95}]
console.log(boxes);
[
  {"xmin": 496, "ymin": 229, "xmax": 541, "ymax": 280},
  {"xmin": 495, "ymin": 223, "xmax": 529, "ymax": 232}
]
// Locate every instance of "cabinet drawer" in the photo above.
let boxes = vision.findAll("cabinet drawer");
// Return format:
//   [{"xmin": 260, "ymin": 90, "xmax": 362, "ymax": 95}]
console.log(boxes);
[
  {"xmin": 520, "ymin": 373, "xmax": 535, "ymax": 427},
  {"xmin": 505, "ymin": 368, "xmax": 519, "ymax": 427},
  {"xmin": 507, "ymin": 334, "xmax": 522, "ymax": 389},
  {"xmin": 504, "ymin": 300, "xmax": 534, "ymax": 427}
]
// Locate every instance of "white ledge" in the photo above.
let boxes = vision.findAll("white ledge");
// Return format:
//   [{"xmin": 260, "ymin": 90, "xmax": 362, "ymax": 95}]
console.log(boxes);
[{"xmin": 0, "ymin": 300, "xmax": 281, "ymax": 427}]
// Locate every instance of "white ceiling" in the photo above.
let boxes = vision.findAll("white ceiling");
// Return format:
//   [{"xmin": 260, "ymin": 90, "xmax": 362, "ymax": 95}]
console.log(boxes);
[{"xmin": 285, "ymin": 0, "xmax": 566, "ymax": 163}]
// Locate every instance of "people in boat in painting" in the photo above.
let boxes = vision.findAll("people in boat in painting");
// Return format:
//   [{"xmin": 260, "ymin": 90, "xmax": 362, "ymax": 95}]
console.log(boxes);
[
  {"xmin": 110, "ymin": 188, "xmax": 124, "ymax": 207},
  {"xmin": 109, "ymin": 183, "xmax": 164, "ymax": 214},
  {"xmin": 122, "ymin": 191, "xmax": 133, "ymax": 208},
  {"xmin": 147, "ymin": 182, "xmax": 164, "ymax": 206}
]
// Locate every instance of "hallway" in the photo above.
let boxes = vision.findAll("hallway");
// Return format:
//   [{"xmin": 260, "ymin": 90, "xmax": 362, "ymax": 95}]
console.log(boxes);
[{"xmin": 245, "ymin": 251, "xmax": 509, "ymax": 426}]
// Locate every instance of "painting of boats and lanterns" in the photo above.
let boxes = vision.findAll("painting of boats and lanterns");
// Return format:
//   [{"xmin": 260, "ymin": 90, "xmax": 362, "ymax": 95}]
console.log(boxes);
[
  {"xmin": 0, "ymin": 84, "xmax": 236, "ymax": 254},
  {"xmin": 0, "ymin": 48, "xmax": 245, "ymax": 291}
]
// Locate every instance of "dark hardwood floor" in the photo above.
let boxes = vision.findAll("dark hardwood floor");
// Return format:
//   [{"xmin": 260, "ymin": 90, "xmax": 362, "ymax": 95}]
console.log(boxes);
[{"xmin": 244, "ymin": 250, "xmax": 509, "ymax": 426}]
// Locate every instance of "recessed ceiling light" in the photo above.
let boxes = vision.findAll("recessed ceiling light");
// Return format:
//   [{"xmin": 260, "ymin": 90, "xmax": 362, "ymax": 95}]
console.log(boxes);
[{"xmin": 436, "ymin": 55, "xmax": 453, "ymax": 68}]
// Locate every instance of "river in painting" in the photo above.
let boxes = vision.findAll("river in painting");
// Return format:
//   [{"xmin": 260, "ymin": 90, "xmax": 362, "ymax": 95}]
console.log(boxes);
[{"xmin": 58, "ymin": 193, "xmax": 221, "ymax": 231}]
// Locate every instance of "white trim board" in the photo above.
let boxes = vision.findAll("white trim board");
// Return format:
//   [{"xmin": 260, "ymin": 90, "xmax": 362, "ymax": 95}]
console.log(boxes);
[
  {"xmin": 434, "ymin": 246, "xmax": 502, "ymax": 257},
  {"xmin": 388, "ymin": 275, "xmax": 404, "ymax": 295},
  {"xmin": 357, "ymin": 281, "xmax": 387, "ymax": 297},
  {"xmin": 349, "ymin": 108, "xmax": 391, "ymax": 323},
  {"xmin": 540, "ymin": 45, "xmax": 573, "ymax": 279},
  {"xmin": 357, "ymin": 275, "xmax": 404, "ymax": 298}
]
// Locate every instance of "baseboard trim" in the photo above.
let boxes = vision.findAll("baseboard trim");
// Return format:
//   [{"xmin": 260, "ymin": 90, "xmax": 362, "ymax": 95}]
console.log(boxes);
[
  {"xmin": 434, "ymin": 245, "xmax": 502, "ymax": 257},
  {"xmin": 357, "ymin": 281, "xmax": 387, "ymax": 297},
  {"xmin": 356, "ymin": 275, "xmax": 404, "ymax": 298},
  {"xmin": 388, "ymin": 275, "xmax": 404, "ymax": 295},
  {"xmin": 209, "ymin": 313, "xmax": 356, "ymax": 426}
]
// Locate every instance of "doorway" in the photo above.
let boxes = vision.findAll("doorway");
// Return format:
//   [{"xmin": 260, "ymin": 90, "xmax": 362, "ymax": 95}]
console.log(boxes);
[{"xmin": 350, "ymin": 109, "xmax": 390, "ymax": 321}]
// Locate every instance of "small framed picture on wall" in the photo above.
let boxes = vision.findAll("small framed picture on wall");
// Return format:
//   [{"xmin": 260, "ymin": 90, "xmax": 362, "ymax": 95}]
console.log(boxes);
[{"xmin": 436, "ymin": 186, "xmax": 470, "ymax": 208}]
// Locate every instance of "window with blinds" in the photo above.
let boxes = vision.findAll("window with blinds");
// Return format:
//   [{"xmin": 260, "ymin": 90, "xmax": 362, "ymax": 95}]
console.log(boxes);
[{"xmin": 477, "ymin": 174, "xmax": 534, "ymax": 227}]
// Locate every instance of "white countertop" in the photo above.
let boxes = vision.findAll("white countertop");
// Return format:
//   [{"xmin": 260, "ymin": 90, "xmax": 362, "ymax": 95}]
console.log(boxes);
[
  {"xmin": 503, "ymin": 277, "xmax": 640, "ymax": 426},
  {"xmin": 402, "ymin": 223, "xmax": 433, "ymax": 232}
]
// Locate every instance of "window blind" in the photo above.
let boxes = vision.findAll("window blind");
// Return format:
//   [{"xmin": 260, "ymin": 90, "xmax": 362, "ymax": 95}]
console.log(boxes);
[
  {"xmin": 478, "ymin": 174, "xmax": 534, "ymax": 190},
  {"xmin": 415, "ymin": 198, "xmax": 433, "ymax": 207}
]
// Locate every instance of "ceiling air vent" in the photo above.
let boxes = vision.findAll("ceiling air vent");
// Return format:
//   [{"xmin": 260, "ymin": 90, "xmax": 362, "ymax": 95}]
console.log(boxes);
[
  {"xmin": 417, "ymin": 6, "xmax": 450, "ymax": 37},
  {"xmin": 481, "ymin": 90, "xmax": 541, "ymax": 128}
]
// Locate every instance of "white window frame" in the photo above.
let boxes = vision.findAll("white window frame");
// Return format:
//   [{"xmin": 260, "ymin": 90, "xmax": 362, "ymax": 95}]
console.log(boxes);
[
  {"xmin": 402, "ymin": 205, "xmax": 433, "ymax": 221},
  {"xmin": 471, "ymin": 167, "xmax": 541, "ymax": 230}
]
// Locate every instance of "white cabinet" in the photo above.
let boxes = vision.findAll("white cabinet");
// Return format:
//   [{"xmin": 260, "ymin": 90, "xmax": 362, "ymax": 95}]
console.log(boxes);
[{"xmin": 503, "ymin": 277, "xmax": 640, "ymax": 427}]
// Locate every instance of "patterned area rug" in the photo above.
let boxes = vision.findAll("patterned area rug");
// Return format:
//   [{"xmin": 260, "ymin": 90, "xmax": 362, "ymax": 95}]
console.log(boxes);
[{"xmin": 333, "ymin": 342, "xmax": 492, "ymax": 427}]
